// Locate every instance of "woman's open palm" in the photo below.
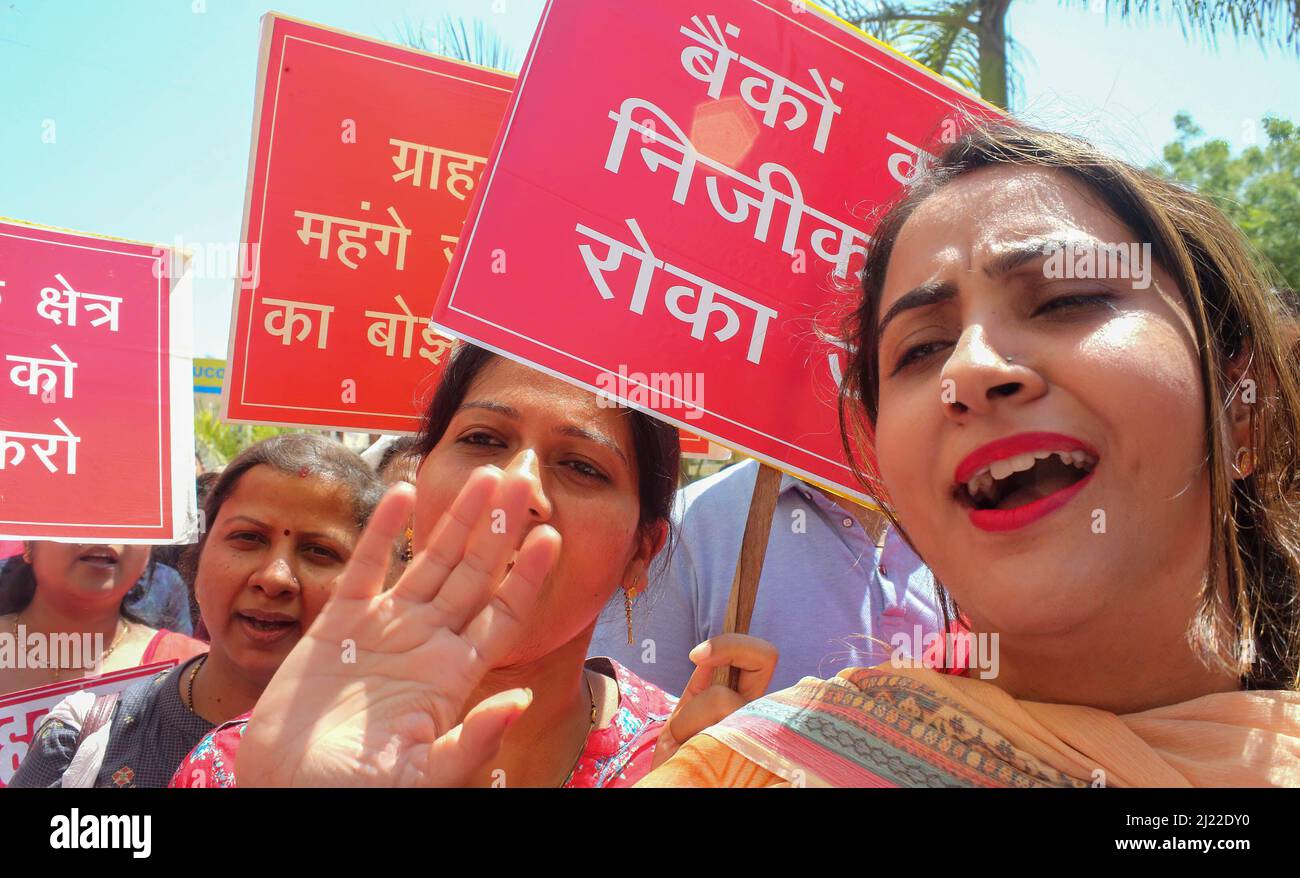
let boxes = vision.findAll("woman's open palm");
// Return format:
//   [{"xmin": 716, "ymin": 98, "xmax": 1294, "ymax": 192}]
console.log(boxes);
[{"xmin": 237, "ymin": 466, "xmax": 560, "ymax": 787}]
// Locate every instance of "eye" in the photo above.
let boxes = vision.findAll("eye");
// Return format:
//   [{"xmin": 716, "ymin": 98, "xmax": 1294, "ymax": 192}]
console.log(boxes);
[
  {"xmin": 1033, "ymin": 292, "xmax": 1117, "ymax": 317},
  {"xmin": 563, "ymin": 458, "xmax": 609, "ymax": 481},
  {"xmin": 228, "ymin": 531, "xmax": 265, "ymax": 545},
  {"xmin": 303, "ymin": 544, "xmax": 342, "ymax": 563},
  {"xmin": 890, "ymin": 339, "xmax": 951, "ymax": 376},
  {"xmin": 458, "ymin": 430, "xmax": 505, "ymax": 449}
]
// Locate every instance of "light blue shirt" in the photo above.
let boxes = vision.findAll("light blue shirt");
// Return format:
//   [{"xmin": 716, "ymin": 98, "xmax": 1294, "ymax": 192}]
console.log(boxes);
[{"xmin": 590, "ymin": 459, "xmax": 941, "ymax": 694}]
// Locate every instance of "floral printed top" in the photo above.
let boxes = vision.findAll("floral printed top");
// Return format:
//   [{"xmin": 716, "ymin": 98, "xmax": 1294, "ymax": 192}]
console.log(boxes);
[
  {"xmin": 565, "ymin": 657, "xmax": 676, "ymax": 788},
  {"xmin": 169, "ymin": 657, "xmax": 676, "ymax": 788}
]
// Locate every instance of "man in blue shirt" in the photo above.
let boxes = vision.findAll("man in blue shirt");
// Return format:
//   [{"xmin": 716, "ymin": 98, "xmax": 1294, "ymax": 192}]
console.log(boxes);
[{"xmin": 590, "ymin": 458, "xmax": 941, "ymax": 694}]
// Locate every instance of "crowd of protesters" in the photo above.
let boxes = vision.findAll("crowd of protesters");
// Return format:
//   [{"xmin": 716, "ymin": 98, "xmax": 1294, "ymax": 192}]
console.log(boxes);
[{"xmin": 3, "ymin": 120, "xmax": 1299, "ymax": 788}]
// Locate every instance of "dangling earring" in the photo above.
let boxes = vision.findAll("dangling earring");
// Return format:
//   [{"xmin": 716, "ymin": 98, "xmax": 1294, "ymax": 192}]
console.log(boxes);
[
  {"xmin": 624, "ymin": 585, "xmax": 637, "ymax": 646},
  {"xmin": 1233, "ymin": 446, "xmax": 1253, "ymax": 478},
  {"xmin": 402, "ymin": 524, "xmax": 414, "ymax": 562}
]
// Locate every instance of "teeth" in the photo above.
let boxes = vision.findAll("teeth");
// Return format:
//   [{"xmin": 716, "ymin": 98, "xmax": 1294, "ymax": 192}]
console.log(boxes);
[
  {"xmin": 1008, "ymin": 453, "xmax": 1037, "ymax": 475},
  {"xmin": 988, "ymin": 453, "xmax": 1036, "ymax": 481},
  {"xmin": 966, "ymin": 470, "xmax": 995, "ymax": 499},
  {"xmin": 964, "ymin": 448, "xmax": 1097, "ymax": 502},
  {"xmin": 1054, "ymin": 450, "xmax": 1096, "ymax": 469}
]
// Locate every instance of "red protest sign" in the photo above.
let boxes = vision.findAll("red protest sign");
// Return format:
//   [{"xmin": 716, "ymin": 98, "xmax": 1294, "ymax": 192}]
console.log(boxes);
[
  {"xmin": 0, "ymin": 660, "xmax": 178, "ymax": 787},
  {"xmin": 0, "ymin": 220, "xmax": 195, "ymax": 541},
  {"xmin": 435, "ymin": 0, "xmax": 1001, "ymax": 499},
  {"xmin": 222, "ymin": 14, "xmax": 514, "ymax": 432},
  {"xmin": 680, "ymin": 428, "xmax": 732, "ymax": 461}
]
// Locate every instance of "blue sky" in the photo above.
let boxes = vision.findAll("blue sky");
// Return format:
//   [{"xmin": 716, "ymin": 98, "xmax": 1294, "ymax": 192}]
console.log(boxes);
[{"xmin": 2, "ymin": 0, "xmax": 1297, "ymax": 358}]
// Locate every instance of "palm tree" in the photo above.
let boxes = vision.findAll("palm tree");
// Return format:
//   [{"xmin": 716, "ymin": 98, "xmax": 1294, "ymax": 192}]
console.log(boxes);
[
  {"xmin": 826, "ymin": 0, "xmax": 1300, "ymax": 108},
  {"xmin": 393, "ymin": 15, "xmax": 520, "ymax": 73}
]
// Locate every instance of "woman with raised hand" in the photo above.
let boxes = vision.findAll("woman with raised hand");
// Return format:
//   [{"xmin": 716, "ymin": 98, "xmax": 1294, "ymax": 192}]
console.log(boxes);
[
  {"xmin": 639, "ymin": 121, "xmax": 1300, "ymax": 787},
  {"xmin": 246, "ymin": 118, "xmax": 1299, "ymax": 788},
  {"xmin": 9, "ymin": 434, "xmax": 384, "ymax": 787},
  {"xmin": 229, "ymin": 348, "xmax": 777, "ymax": 788}
]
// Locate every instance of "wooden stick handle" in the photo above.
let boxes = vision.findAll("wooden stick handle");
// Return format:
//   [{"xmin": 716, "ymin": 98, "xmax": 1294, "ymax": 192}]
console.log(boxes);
[{"xmin": 711, "ymin": 463, "xmax": 782, "ymax": 690}]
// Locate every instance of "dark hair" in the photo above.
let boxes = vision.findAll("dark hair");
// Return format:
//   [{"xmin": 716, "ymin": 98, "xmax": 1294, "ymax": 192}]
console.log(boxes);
[
  {"xmin": 416, "ymin": 344, "xmax": 680, "ymax": 562},
  {"xmin": 0, "ymin": 546, "xmax": 153, "ymax": 624},
  {"xmin": 180, "ymin": 434, "xmax": 386, "ymax": 584},
  {"xmin": 839, "ymin": 121, "xmax": 1300, "ymax": 690},
  {"xmin": 377, "ymin": 435, "xmax": 421, "ymax": 482}
]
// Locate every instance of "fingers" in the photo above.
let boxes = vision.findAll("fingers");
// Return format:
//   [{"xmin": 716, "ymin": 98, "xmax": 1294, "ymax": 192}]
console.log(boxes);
[
  {"xmin": 651, "ymin": 636, "xmax": 775, "ymax": 771},
  {"xmin": 423, "ymin": 688, "xmax": 533, "ymax": 787},
  {"xmin": 392, "ymin": 466, "xmax": 499, "ymax": 604},
  {"xmin": 665, "ymin": 685, "xmax": 746, "ymax": 754},
  {"xmin": 459, "ymin": 523, "xmax": 560, "ymax": 670},
  {"xmin": 421, "ymin": 467, "xmax": 540, "ymax": 631},
  {"xmin": 686, "ymin": 633, "xmax": 779, "ymax": 702},
  {"xmin": 333, "ymin": 483, "xmax": 415, "ymax": 602}
]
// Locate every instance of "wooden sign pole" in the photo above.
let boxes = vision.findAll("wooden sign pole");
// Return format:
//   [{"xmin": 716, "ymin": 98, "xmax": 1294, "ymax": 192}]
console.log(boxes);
[{"xmin": 712, "ymin": 462, "xmax": 783, "ymax": 689}]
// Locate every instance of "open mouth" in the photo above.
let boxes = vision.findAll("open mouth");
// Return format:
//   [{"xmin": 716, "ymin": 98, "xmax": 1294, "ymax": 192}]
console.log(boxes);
[
  {"xmin": 952, "ymin": 433, "xmax": 1100, "ymax": 532},
  {"xmin": 78, "ymin": 547, "xmax": 120, "ymax": 567},
  {"xmin": 957, "ymin": 450, "xmax": 1097, "ymax": 511},
  {"xmin": 235, "ymin": 610, "xmax": 298, "ymax": 643}
]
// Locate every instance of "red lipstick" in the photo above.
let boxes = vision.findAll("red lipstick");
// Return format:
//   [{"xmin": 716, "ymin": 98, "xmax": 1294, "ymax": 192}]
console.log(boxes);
[
  {"xmin": 955, "ymin": 432, "xmax": 1099, "ymax": 533},
  {"xmin": 954, "ymin": 432, "xmax": 1092, "ymax": 485}
]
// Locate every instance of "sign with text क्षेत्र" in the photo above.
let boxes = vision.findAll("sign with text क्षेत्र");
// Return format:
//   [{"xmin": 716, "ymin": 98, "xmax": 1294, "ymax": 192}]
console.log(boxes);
[{"xmin": 0, "ymin": 219, "xmax": 196, "ymax": 542}]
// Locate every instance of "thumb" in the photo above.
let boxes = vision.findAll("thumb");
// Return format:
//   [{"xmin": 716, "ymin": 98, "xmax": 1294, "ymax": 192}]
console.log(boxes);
[{"xmin": 423, "ymin": 688, "xmax": 533, "ymax": 786}]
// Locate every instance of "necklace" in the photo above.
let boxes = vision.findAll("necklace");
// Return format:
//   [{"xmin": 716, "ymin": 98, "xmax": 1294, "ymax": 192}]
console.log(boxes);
[
  {"xmin": 10, "ymin": 613, "xmax": 129, "ymax": 682},
  {"xmin": 559, "ymin": 671, "xmax": 598, "ymax": 788},
  {"xmin": 185, "ymin": 655, "xmax": 207, "ymax": 713}
]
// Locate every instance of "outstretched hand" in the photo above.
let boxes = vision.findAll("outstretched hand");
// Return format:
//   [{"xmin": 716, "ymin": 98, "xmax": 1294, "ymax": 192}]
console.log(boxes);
[{"xmin": 237, "ymin": 465, "xmax": 560, "ymax": 787}]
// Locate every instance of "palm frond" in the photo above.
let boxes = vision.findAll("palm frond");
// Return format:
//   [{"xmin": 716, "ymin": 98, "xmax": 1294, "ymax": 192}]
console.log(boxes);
[
  {"xmin": 392, "ymin": 15, "xmax": 519, "ymax": 73},
  {"xmin": 825, "ymin": 1, "xmax": 1001, "ymax": 97},
  {"xmin": 1056, "ymin": 0, "xmax": 1300, "ymax": 54}
]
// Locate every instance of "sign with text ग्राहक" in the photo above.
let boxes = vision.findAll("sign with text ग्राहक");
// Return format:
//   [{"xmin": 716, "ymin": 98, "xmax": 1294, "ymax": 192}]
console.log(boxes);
[
  {"xmin": 0, "ymin": 219, "xmax": 197, "ymax": 541},
  {"xmin": 0, "ymin": 660, "xmax": 178, "ymax": 787},
  {"xmin": 222, "ymin": 14, "xmax": 515, "ymax": 433},
  {"xmin": 434, "ymin": 0, "xmax": 1002, "ymax": 501}
]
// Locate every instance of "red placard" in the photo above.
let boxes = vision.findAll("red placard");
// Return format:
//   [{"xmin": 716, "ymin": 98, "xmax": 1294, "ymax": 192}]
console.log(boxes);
[
  {"xmin": 0, "ymin": 660, "xmax": 178, "ymax": 787},
  {"xmin": 680, "ymin": 429, "xmax": 733, "ymax": 461},
  {"xmin": 0, "ymin": 220, "xmax": 195, "ymax": 541},
  {"xmin": 222, "ymin": 14, "xmax": 515, "ymax": 432},
  {"xmin": 435, "ymin": 0, "xmax": 1002, "ymax": 499}
]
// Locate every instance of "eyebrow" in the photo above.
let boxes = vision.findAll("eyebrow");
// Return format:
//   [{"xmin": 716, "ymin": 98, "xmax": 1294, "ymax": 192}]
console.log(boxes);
[
  {"xmin": 458, "ymin": 400, "xmax": 629, "ymax": 466},
  {"xmin": 225, "ymin": 515, "xmax": 348, "ymax": 544},
  {"xmin": 877, "ymin": 281, "xmax": 957, "ymax": 338},
  {"xmin": 877, "ymin": 236, "xmax": 1098, "ymax": 337},
  {"xmin": 983, "ymin": 237, "xmax": 1088, "ymax": 278}
]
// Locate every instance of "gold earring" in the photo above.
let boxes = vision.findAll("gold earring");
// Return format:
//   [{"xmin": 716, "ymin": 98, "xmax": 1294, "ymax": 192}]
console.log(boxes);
[
  {"xmin": 624, "ymin": 586, "xmax": 637, "ymax": 646},
  {"xmin": 402, "ymin": 525, "xmax": 414, "ymax": 562},
  {"xmin": 1234, "ymin": 446, "xmax": 1253, "ymax": 477}
]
